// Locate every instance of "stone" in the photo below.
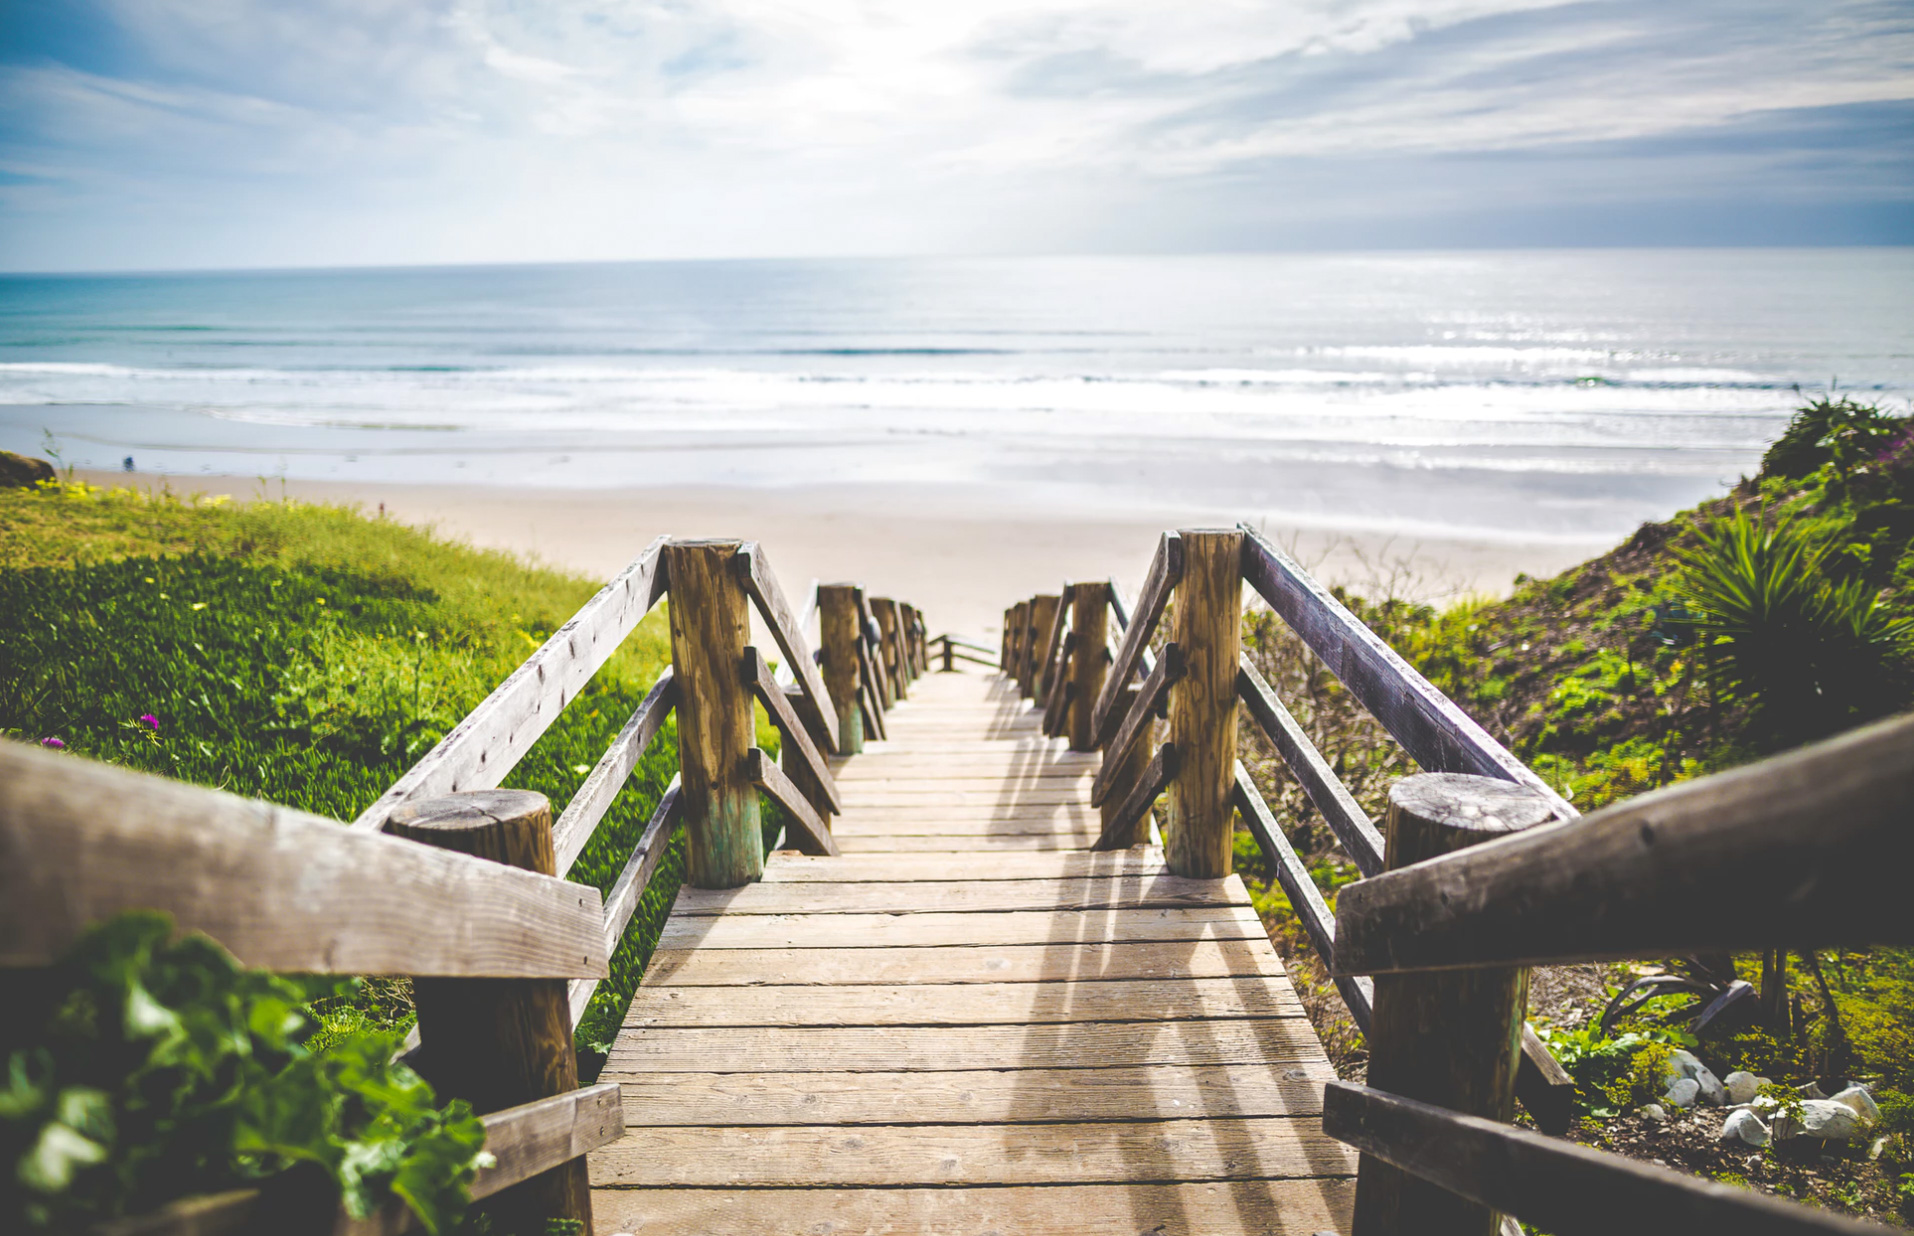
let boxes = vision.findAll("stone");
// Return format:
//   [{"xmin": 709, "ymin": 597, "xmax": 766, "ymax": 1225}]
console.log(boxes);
[
  {"xmin": 1724, "ymin": 1071, "xmax": 1761, "ymax": 1105},
  {"xmin": 1719, "ymin": 1109, "xmax": 1771, "ymax": 1147},
  {"xmin": 1797, "ymin": 1081, "xmax": 1828, "ymax": 1101},
  {"xmin": 1664, "ymin": 1077, "xmax": 1700, "ymax": 1109},
  {"xmin": 1639, "ymin": 1104, "xmax": 1668, "ymax": 1123},
  {"xmin": 1831, "ymin": 1086, "xmax": 1880, "ymax": 1126},
  {"xmin": 1664, "ymin": 1050, "xmax": 1727, "ymax": 1107},
  {"xmin": 0, "ymin": 451, "xmax": 55, "ymax": 488},
  {"xmin": 1773, "ymin": 1099, "xmax": 1863, "ymax": 1142}
]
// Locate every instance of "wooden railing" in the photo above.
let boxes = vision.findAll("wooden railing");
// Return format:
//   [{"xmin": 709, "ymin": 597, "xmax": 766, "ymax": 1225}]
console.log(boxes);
[
  {"xmin": 1008, "ymin": 524, "xmax": 1906, "ymax": 1235},
  {"xmin": 0, "ymin": 537, "xmax": 926, "ymax": 1236}
]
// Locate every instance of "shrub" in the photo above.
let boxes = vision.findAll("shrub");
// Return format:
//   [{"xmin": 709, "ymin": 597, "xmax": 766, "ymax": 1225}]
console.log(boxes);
[
  {"xmin": 1760, "ymin": 394, "xmax": 1906, "ymax": 483},
  {"xmin": 1674, "ymin": 506, "xmax": 1909, "ymax": 741}
]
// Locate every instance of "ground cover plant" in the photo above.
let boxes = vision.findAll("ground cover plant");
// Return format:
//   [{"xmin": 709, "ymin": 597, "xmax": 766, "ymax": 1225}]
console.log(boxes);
[
  {"xmin": 1232, "ymin": 393, "xmax": 1914, "ymax": 1225},
  {"xmin": 0, "ymin": 476, "xmax": 803, "ymax": 1224}
]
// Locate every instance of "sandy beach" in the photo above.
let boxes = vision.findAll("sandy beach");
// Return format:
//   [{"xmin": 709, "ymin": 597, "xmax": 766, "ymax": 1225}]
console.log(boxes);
[{"xmin": 81, "ymin": 470, "xmax": 1612, "ymax": 639}]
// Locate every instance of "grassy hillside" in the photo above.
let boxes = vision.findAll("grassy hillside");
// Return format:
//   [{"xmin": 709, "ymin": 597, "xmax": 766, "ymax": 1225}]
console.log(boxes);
[{"xmin": 0, "ymin": 479, "xmax": 686, "ymax": 1055}]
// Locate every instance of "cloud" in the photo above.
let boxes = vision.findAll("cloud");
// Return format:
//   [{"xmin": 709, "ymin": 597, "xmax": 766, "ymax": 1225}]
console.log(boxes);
[{"xmin": 0, "ymin": 0, "xmax": 1908, "ymax": 267}]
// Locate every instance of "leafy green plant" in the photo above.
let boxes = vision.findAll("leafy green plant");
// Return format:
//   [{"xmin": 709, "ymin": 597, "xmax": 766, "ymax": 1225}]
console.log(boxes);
[
  {"xmin": 1760, "ymin": 394, "xmax": 1906, "ymax": 484},
  {"xmin": 1673, "ymin": 505, "xmax": 1908, "ymax": 741},
  {"xmin": 1531, "ymin": 1024, "xmax": 1695, "ymax": 1118},
  {"xmin": 1, "ymin": 913, "xmax": 489, "ymax": 1232}
]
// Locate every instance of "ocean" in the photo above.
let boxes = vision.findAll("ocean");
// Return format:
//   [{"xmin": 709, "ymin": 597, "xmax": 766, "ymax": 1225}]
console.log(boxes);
[{"xmin": 2, "ymin": 249, "xmax": 1909, "ymax": 545}]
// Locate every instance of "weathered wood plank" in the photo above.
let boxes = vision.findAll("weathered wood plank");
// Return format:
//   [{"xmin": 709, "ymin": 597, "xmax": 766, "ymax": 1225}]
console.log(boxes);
[
  {"xmin": 0, "ymin": 741, "xmax": 607, "ymax": 977},
  {"xmin": 590, "ymin": 1116, "xmax": 1351, "ymax": 1187},
  {"xmin": 837, "ymin": 785, "xmax": 1092, "ymax": 804},
  {"xmin": 1091, "ymin": 531, "xmax": 1183, "ymax": 740},
  {"xmin": 1334, "ymin": 710, "xmax": 1914, "ymax": 976},
  {"xmin": 1034, "ymin": 585, "xmax": 1072, "ymax": 703},
  {"xmin": 655, "ymin": 905, "xmax": 1266, "ymax": 950},
  {"xmin": 623, "ymin": 977, "xmax": 1303, "ymax": 1027},
  {"xmin": 1238, "ymin": 656, "xmax": 1384, "ymax": 876},
  {"xmin": 608, "ymin": 1017, "xmax": 1331, "ymax": 1074},
  {"xmin": 743, "ymin": 646, "xmax": 843, "ymax": 813},
  {"xmin": 641, "ymin": 938, "xmax": 1294, "ymax": 987},
  {"xmin": 1091, "ymin": 642, "xmax": 1182, "ymax": 802},
  {"xmin": 669, "ymin": 540, "xmax": 764, "ymax": 888},
  {"xmin": 351, "ymin": 535, "xmax": 668, "ymax": 831},
  {"xmin": 834, "ymin": 834, "xmax": 1098, "ymax": 853},
  {"xmin": 759, "ymin": 848, "xmax": 1165, "ymax": 882},
  {"xmin": 1323, "ymin": 1082, "xmax": 1875, "ymax": 1236},
  {"xmin": 671, "ymin": 875, "xmax": 1243, "ymax": 916},
  {"xmin": 609, "ymin": 1064, "xmax": 1323, "ymax": 1126},
  {"xmin": 1164, "ymin": 529, "xmax": 1243, "ymax": 880},
  {"xmin": 1239, "ymin": 526, "xmax": 1570, "ymax": 816},
  {"xmin": 552, "ymin": 667, "xmax": 676, "ymax": 878},
  {"xmin": 747, "ymin": 748, "xmax": 839, "ymax": 857},
  {"xmin": 739, "ymin": 541, "xmax": 840, "ymax": 753},
  {"xmin": 829, "ymin": 811, "xmax": 1099, "ymax": 836},
  {"xmin": 472, "ymin": 1083, "xmax": 626, "ymax": 1203},
  {"xmin": 591, "ymin": 1180, "xmax": 1354, "ymax": 1236},
  {"xmin": 568, "ymin": 777, "xmax": 681, "ymax": 1023}
]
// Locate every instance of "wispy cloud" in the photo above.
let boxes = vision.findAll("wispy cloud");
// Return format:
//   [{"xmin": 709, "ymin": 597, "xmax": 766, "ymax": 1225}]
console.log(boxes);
[{"xmin": 0, "ymin": 0, "xmax": 1908, "ymax": 267}]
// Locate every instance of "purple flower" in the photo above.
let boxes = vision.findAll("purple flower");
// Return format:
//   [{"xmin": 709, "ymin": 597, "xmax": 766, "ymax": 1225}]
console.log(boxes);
[
  {"xmin": 138, "ymin": 713, "xmax": 160, "ymax": 732},
  {"xmin": 40, "ymin": 737, "xmax": 65, "ymax": 750}
]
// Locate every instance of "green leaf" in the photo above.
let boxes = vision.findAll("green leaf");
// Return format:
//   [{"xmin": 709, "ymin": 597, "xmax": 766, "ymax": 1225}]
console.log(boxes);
[{"xmin": 18, "ymin": 1122, "xmax": 109, "ymax": 1195}]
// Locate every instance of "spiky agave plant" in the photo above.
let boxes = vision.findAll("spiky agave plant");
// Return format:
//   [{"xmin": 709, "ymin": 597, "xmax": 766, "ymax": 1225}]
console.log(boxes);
[{"xmin": 1674, "ymin": 506, "xmax": 1909, "ymax": 742}]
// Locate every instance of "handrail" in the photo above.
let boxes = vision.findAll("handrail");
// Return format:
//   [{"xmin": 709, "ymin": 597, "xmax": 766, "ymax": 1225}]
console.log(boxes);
[
  {"xmin": 747, "ymin": 748, "xmax": 840, "ymax": 856},
  {"xmin": 568, "ymin": 777, "xmax": 681, "ymax": 1022},
  {"xmin": 1333, "ymin": 709, "xmax": 1914, "ymax": 976},
  {"xmin": 1236, "ymin": 656, "xmax": 1385, "ymax": 876},
  {"xmin": 553, "ymin": 667, "xmax": 678, "ymax": 877},
  {"xmin": 1090, "ymin": 642, "xmax": 1182, "ymax": 805},
  {"xmin": 1090, "ymin": 532, "xmax": 1182, "ymax": 739},
  {"xmin": 739, "ymin": 543, "xmax": 839, "ymax": 753},
  {"xmin": 1034, "ymin": 583, "xmax": 1072, "ymax": 703},
  {"xmin": 1238, "ymin": 525, "xmax": 1571, "ymax": 817},
  {"xmin": 1040, "ymin": 632, "xmax": 1076, "ymax": 734},
  {"xmin": 351, "ymin": 534, "xmax": 670, "ymax": 831},
  {"xmin": 0, "ymin": 740, "xmax": 607, "ymax": 978},
  {"xmin": 743, "ymin": 647, "xmax": 843, "ymax": 813},
  {"xmin": 1091, "ymin": 741, "xmax": 1177, "ymax": 851}
]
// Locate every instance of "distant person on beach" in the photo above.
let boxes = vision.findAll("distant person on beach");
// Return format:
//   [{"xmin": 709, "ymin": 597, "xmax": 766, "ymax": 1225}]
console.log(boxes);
[{"xmin": 123, "ymin": 456, "xmax": 134, "ymax": 472}]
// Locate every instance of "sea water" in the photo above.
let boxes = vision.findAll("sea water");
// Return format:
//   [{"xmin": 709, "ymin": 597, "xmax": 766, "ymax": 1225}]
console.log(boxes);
[{"xmin": 1, "ymin": 250, "xmax": 1908, "ymax": 544}]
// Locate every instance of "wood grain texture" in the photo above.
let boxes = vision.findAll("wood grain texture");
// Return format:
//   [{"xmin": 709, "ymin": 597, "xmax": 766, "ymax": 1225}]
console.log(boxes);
[
  {"xmin": 743, "ymin": 646, "xmax": 842, "ymax": 812},
  {"xmin": 642, "ymin": 938, "xmax": 1295, "ymax": 987},
  {"xmin": 1092, "ymin": 532, "xmax": 1183, "ymax": 739},
  {"xmin": 671, "ymin": 875, "xmax": 1242, "ymax": 916},
  {"xmin": 657, "ymin": 904, "xmax": 1265, "ymax": 950},
  {"xmin": 1034, "ymin": 584, "xmax": 1072, "ymax": 704},
  {"xmin": 872, "ymin": 596, "xmax": 908, "ymax": 702},
  {"xmin": 0, "ymin": 741, "xmax": 606, "ymax": 977},
  {"xmin": 1070, "ymin": 582, "xmax": 1111, "ymax": 752},
  {"xmin": 1334, "ymin": 710, "xmax": 1914, "ymax": 976},
  {"xmin": 1094, "ymin": 741, "xmax": 1177, "ymax": 851},
  {"xmin": 1164, "ymin": 529, "xmax": 1243, "ymax": 880},
  {"xmin": 593, "ymin": 1181, "xmax": 1353, "ymax": 1236},
  {"xmin": 818, "ymin": 584, "xmax": 866, "ymax": 755},
  {"xmin": 471, "ymin": 1083, "xmax": 626, "ymax": 1202},
  {"xmin": 352, "ymin": 534, "xmax": 668, "ymax": 831},
  {"xmin": 1022, "ymin": 594, "xmax": 1062, "ymax": 700},
  {"xmin": 738, "ymin": 541, "xmax": 839, "ymax": 753},
  {"xmin": 759, "ymin": 848, "xmax": 1163, "ymax": 882},
  {"xmin": 552, "ymin": 668, "xmax": 676, "ymax": 878},
  {"xmin": 1325, "ymin": 1082, "xmax": 1875, "ymax": 1236},
  {"xmin": 1239, "ymin": 526, "xmax": 1571, "ymax": 817},
  {"xmin": 859, "ymin": 588, "xmax": 896, "ymax": 709},
  {"xmin": 667, "ymin": 540, "xmax": 764, "ymax": 889},
  {"xmin": 747, "ymin": 747, "xmax": 839, "ymax": 857}
]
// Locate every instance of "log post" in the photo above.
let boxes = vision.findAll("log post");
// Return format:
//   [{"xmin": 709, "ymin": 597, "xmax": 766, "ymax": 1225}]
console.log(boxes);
[
  {"xmin": 942, "ymin": 633, "xmax": 955, "ymax": 673},
  {"xmin": 1022, "ymin": 594, "xmax": 1060, "ymax": 700},
  {"xmin": 666, "ymin": 539, "xmax": 763, "ymax": 888},
  {"xmin": 1098, "ymin": 686, "xmax": 1155, "ymax": 846},
  {"xmin": 1352, "ymin": 772, "xmax": 1559, "ymax": 1236},
  {"xmin": 819, "ymin": 585, "xmax": 864, "ymax": 756},
  {"xmin": 1008, "ymin": 601, "xmax": 1028, "ymax": 687},
  {"xmin": 1069, "ymin": 582, "xmax": 1110, "ymax": 753},
  {"xmin": 1000, "ymin": 608, "xmax": 1012, "ymax": 672},
  {"xmin": 1162, "ymin": 529, "xmax": 1243, "ymax": 879},
  {"xmin": 387, "ymin": 790, "xmax": 592, "ymax": 1235},
  {"xmin": 873, "ymin": 598, "xmax": 906, "ymax": 701},
  {"xmin": 859, "ymin": 588, "xmax": 894, "ymax": 709}
]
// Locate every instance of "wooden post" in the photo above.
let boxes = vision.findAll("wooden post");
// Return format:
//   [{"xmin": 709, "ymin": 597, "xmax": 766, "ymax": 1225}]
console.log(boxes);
[
  {"xmin": 1000, "ymin": 608, "xmax": 1012, "ymax": 672},
  {"xmin": 1162, "ymin": 529, "xmax": 1243, "ymax": 879},
  {"xmin": 666, "ymin": 539, "xmax": 763, "ymax": 889},
  {"xmin": 1008, "ymin": 601, "xmax": 1028, "ymax": 687},
  {"xmin": 1098, "ymin": 686, "xmax": 1155, "ymax": 846},
  {"xmin": 388, "ymin": 790, "xmax": 592, "ymax": 1235},
  {"xmin": 1023, "ymin": 594, "xmax": 1060, "ymax": 700},
  {"xmin": 1069, "ymin": 583, "xmax": 1109, "ymax": 753},
  {"xmin": 942, "ymin": 634, "xmax": 955, "ymax": 673},
  {"xmin": 1353, "ymin": 773, "xmax": 1558, "ymax": 1236},
  {"xmin": 873, "ymin": 598, "xmax": 906, "ymax": 701},
  {"xmin": 819, "ymin": 585, "xmax": 864, "ymax": 756}
]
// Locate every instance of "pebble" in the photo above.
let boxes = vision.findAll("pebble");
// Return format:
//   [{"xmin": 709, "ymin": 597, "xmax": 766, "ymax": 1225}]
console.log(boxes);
[{"xmin": 1639, "ymin": 1104, "xmax": 1667, "ymax": 1122}]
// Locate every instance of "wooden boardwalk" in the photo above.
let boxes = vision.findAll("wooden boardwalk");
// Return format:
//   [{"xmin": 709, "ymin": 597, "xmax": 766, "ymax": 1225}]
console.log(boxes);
[{"xmin": 592, "ymin": 668, "xmax": 1355, "ymax": 1234}]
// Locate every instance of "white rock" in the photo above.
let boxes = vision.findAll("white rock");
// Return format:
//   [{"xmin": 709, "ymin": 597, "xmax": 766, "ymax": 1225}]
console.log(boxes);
[
  {"xmin": 1724, "ymin": 1071, "xmax": 1761, "ymax": 1105},
  {"xmin": 1664, "ymin": 1078, "xmax": 1700, "ymax": 1109},
  {"xmin": 1639, "ymin": 1104, "xmax": 1668, "ymax": 1123},
  {"xmin": 1774, "ymin": 1099, "xmax": 1863, "ymax": 1141},
  {"xmin": 1665, "ymin": 1050, "xmax": 1728, "ymax": 1106},
  {"xmin": 1797, "ymin": 1081, "xmax": 1828, "ymax": 1101},
  {"xmin": 1831, "ymin": 1086, "xmax": 1880, "ymax": 1126},
  {"xmin": 1719, "ymin": 1109, "xmax": 1772, "ymax": 1147}
]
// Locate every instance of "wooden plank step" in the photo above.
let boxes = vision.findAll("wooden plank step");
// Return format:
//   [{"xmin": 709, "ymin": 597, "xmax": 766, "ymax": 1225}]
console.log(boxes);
[
  {"xmin": 623, "ymin": 977, "xmax": 1305, "ymax": 1027},
  {"xmin": 835, "ymin": 834, "xmax": 1126, "ymax": 853},
  {"xmin": 759, "ymin": 849, "xmax": 1168, "ymax": 881},
  {"xmin": 594, "ymin": 1179, "xmax": 1354, "ymax": 1236},
  {"xmin": 655, "ymin": 906, "xmax": 1264, "ymax": 950},
  {"xmin": 589, "ymin": 1116, "xmax": 1353, "ymax": 1187},
  {"xmin": 603, "ymin": 1018, "xmax": 1329, "ymax": 1073},
  {"xmin": 642, "ymin": 938, "xmax": 1293, "ymax": 987},
  {"xmin": 611, "ymin": 1063, "xmax": 1325, "ymax": 1125},
  {"xmin": 671, "ymin": 876, "xmax": 1242, "ymax": 916}
]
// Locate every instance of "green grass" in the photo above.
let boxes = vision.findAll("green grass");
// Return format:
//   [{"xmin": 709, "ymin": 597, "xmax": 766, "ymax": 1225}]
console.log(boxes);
[{"xmin": 0, "ymin": 480, "xmax": 695, "ymax": 1063}]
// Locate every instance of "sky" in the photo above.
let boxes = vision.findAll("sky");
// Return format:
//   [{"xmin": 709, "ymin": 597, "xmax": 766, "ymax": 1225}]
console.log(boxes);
[{"xmin": 1, "ymin": 0, "xmax": 1911, "ymax": 271}]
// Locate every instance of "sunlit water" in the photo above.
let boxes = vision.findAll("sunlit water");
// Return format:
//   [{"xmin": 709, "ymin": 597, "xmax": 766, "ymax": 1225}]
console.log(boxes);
[{"xmin": 2, "ymin": 250, "xmax": 1908, "ymax": 542}]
